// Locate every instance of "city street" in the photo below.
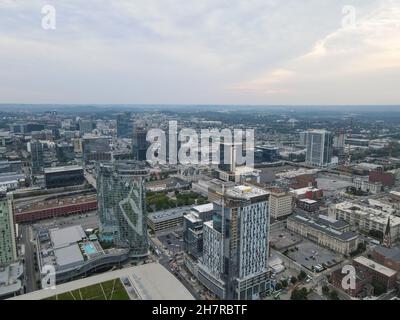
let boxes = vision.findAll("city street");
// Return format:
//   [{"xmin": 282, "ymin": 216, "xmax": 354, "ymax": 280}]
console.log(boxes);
[{"xmin": 20, "ymin": 225, "xmax": 38, "ymax": 293}]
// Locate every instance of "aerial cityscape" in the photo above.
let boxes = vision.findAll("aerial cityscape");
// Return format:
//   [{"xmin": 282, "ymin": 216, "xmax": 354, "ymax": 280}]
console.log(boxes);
[
  {"xmin": 0, "ymin": 105, "xmax": 399, "ymax": 302},
  {"xmin": 1, "ymin": 0, "xmax": 400, "ymax": 307}
]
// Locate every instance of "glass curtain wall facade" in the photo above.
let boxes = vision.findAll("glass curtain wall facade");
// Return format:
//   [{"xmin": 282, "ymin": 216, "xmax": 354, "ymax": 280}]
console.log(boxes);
[{"xmin": 96, "ymin": 161, "xmax": 149, "ymax": 258}]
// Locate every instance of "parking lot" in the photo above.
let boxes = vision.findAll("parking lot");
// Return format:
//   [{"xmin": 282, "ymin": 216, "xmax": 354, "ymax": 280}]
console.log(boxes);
[
  {"xmin": 270, "ymin": 228, "xmax": 302, "ymax": 250},
  {"xmin": 316, "ymin": 175, "xmax": 352, "ymax": 197},
  {"xmin": 158, "ymin": 230, "xmax": 184, "ymax": 254},
  {"xmin": 285, "ymin": 240, "xmax": 343, "ymax": 271}
]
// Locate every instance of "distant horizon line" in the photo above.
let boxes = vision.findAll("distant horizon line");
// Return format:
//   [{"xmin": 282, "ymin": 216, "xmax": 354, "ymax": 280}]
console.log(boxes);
[{"xmin": 0, "ymin": 103, "xmax": 399, "ymax": 107}]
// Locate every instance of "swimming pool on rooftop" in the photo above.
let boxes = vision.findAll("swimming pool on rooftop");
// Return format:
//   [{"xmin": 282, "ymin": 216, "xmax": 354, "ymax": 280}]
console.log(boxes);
[{"xmin": 83, "ymin": 243, "xmax": 97, "ymax": 255}]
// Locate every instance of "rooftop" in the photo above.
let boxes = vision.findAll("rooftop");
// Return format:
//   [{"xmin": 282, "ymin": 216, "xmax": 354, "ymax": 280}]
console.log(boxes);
[
  {"xmin": 44, "ymin": 165, "xmax": 83, "ymax": 174},
  {"xmin": 184, "ymin": 212, "xmax": 203, "ymax": 224},
  {"xmin": 9, "ymin": 263, "xmax": 194, "ymax": 300},
  {"xmin": 191, "ymin": 203, "xmax": 214, "ymax": 213},
  {"xmin": 54, "ymin": 244, "xmax": 85, "ymax": 268},
  {"xmin": 335, "ymin": 201, "xmax": 400, "ymax": 226},
  {"xmin": 354, "ymin": 256, "xmax": 397, "ymax": 277},
  {"xmin": 14, "ymin": 194, "xmax": 97, "ymax": 215},
  {"xmin": 148, "ymin": 206, "xmax": 191, "ymax": 223},
  {"xmin": 299, "ymin": 198, "xmax": 318, "ymax": 204},
  {"xmin": 225, "ymin": 184, "xmax": 269, "ymax": 200},
  {"xmin": 289, "ymin": 212, "xmax": 357, "ymax": 241},
  {"xmin": 50, "ymin": 225, "xmax": 86, "ymax": 248},
  {"xmin": 290, "ymin": 186, "xmax": 321, "ymax": 196},
  {"xmin": 373, "ymin": 245, "xmax": 400, "ymax": 263}
]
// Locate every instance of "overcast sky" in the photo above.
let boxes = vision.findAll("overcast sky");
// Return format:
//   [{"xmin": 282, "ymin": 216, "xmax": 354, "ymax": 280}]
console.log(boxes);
[{"xmin": 0, "ymin": 0, "xmax": 399, "ymax": 105}]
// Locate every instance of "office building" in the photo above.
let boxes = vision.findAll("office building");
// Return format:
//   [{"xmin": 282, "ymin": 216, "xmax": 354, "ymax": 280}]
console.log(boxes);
[
  {"xmin": 44, "ymin": 165, "xmax": 84, "ymax": 189},
  {"xmin": 218, "ymin": 141, "xmax": 238, "ymax": 173},
  {"xmin": 30, "ymin": 140, "xmax": 44, "ymax": 175},
  {"xmin": 198, "ymin": 184, "xmax": 271, "ymax": 300},
  {"xmin": 269, "ymin": 189, "xmax": 293, "ymax": 219},
  {"xmin": 56, "ymin": 143, "xmax": 75, "ymax": 164},
  {"xmin": 331, "ymin": 267, "xmax": 373, "ymax": 298},
  {"xmin": 79, "ymin": 119, "xmax": 94, "ymax": 135},
  {"xmin": 0, "ymin": 161, "xmax": 22, "ymax": 174},
  {"xmin": 82, "ymin": 135, "xmax": 111, "ymax": 163},
  {"xmin": 299, "ymin": 131, "xmax": 308, "ymax": 147},
  {"xmin": 0, "ymin": 191, "xmax": 17, "ymax": 266},
  {"xmin": 353, "ymin": 256, "xmax": 397, "ymax": 290},
  {"xmin": 116, "ymin": 113, "xmax": 133, "ymax": 138},
  {"xmin": 353, "ymin": 178, "xmax": 382, "ymax": 194},
  {"xmin": 372, "ymin": 246, "xmax": 400, "ymax": 272},
  {"xmin": 97, "ymin": 161, "xmax": 149, "ymax": 258},
  {"xmin": 287, "ymin": 213, "xmax": 358, "ymax": 255},
  {"xmin": 255, "ymin": 146, "xmax": 280, "ymax": 163},
  {"xmin": 305, "ymin": 129, "xmax": 333, "ymax": 167},
  {"xmin": 183, "ymin": 203, "xmax": 214, "ymax": 260},
  {"xmin": 132, "ymin": 127, "xmax": 148, "ymax": 161}
]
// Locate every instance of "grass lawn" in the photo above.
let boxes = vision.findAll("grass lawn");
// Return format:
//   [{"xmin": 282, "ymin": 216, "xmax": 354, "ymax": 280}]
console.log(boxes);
[{"xmin": 45, "ymin": 278, "xmax": 130, "ymax": 300}]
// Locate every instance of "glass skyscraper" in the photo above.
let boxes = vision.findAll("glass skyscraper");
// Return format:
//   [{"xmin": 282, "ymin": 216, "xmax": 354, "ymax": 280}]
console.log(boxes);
[
  {"xmin": 96, "ymin": 161, "xmax": 149, "ymax": 258},
  {"xmin": 116, "ymin": 112, "xmax": 133, "ymax": 138}
]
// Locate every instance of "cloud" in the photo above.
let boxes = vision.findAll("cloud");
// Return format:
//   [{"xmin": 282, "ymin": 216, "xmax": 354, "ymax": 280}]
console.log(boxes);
[
  {"xmin": 231, "ymin": 0, "xmax": 400, "ymax": 104},
  {"xmin": 0, "ymin": 0, "xmax": 398, "ymax": 104}
]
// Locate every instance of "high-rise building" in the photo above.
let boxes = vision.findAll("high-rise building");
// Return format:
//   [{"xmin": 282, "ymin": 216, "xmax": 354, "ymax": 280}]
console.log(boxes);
[
  {"xmin": 299, "ymin": 131, "xmax": 308, "ymax": 147},
  {"xmin": 30, "ymin": 140, "xmax": 44, "ymax": 175},
  {"xmin": 218, "ymin": 141, "xmax": 238, "ymax": 173},
  {"xmin": 305, "ymin": 129, "xmax": 333, "ymax": 167},
  {"xmin": 96, "ymin": 161, "xmax": 149, "ymax": 258},
  {"xmin": 132, "ymin": 127, "xmax": 148, "ymax": 161},
  {"xmin": 79, "ymin": 119, "xmax": 94, "ymax": 135},
  {"xmin": 0, "ymin": 191, "xmax": 17, "ymax": 266},
  {"xmin": 82, "ymin": 135, "xmax": 111, "ymax": 163},
  {"xmin": 255, "ymin": 146, "xmax": 280, "ymax": 163},
  {"xmin": 183, "ymin": 203, "xmax": 214, "ymax": 260},
  {"xmin": 116, "ymin": 113, "xmax": 133, "ymax": 138},
  {"xmin": 198, "ymin": 184, "xmax": 271, "ymax": 300},
  {"xmin": 56, "ymin": 142, "xmax": 75, "ymax": 164}
]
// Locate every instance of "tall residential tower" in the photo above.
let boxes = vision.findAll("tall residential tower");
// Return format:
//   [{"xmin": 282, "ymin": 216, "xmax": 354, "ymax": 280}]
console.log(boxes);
[
  {"xmin": 198, "ymin": 184, "xmax": 271, "ymax": 300},
  {"xmin": 96, "ymin": 161, "xmax": 149, "ymax": 258},
  {"xmin": 305, "ymin": 129, "xmax": 333, "ymax": 167}
]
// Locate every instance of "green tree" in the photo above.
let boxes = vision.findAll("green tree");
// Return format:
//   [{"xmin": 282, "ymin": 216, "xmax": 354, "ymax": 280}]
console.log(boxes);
[
  {"xmin": 329, "ymin": 290, "xmax": 339, "ymax": 300},
  {"xmin": 372, "ymin": 281, "xmax": 386, "ymax": 296},
  {"xmin": 280, "ymin": 280, "xmax": 288, "ymax": 288},
  {"xmin": 298, "ymin": 270, "xmax": 307, "ymax": 281},
  {"xmin": 291, "ymin": 288, "xmax": 308, "ymax": 300}
]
